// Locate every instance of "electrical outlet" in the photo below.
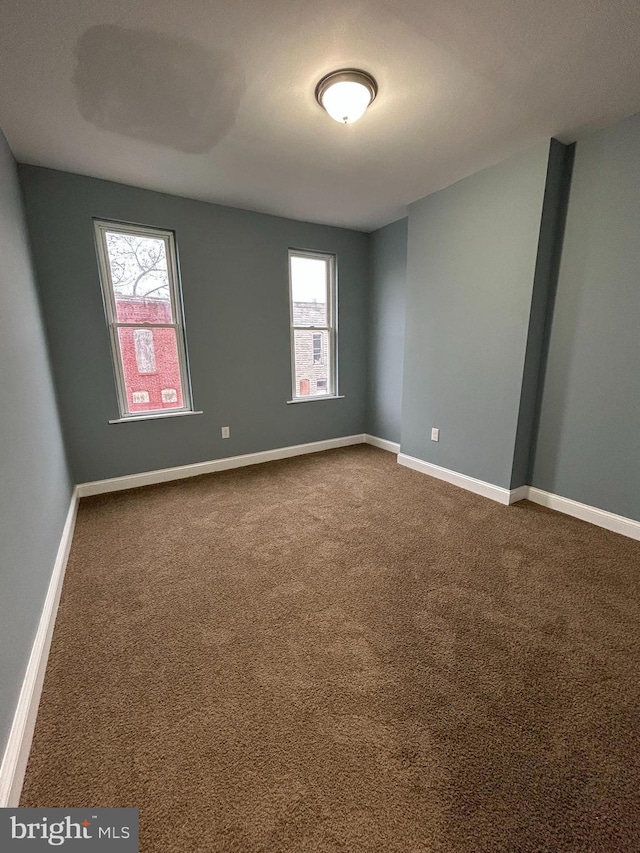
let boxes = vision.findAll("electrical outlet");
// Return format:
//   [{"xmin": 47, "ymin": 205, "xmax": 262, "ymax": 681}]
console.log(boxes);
[
  {"xmin": 431, "ymin": 427, "xmax": 439, "ymax": 442},
  {"xmin": 221, "ymin": 426, "xmax": 230, "ymax": 439}
]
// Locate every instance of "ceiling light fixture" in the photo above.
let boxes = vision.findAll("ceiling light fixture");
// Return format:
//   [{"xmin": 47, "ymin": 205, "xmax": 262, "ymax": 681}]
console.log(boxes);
[{"xmin": 315, "ymin": 69, "xmax": 378, "ymax": 125}]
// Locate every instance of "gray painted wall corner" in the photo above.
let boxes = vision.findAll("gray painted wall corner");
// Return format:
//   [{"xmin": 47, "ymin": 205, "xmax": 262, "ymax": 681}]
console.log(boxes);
[
  {"xmin": 0, "ymin": 130, "xmax": 72, "ymax": 758},
  {"xmin": 366, "ymin": 218, "xmax": 408, "ymax": 444},
  {"xmin": 510, "ymin": 139, "xmax": 575, "ymax": 488},
  {"xmin": 401, "ymin": 142, "xmax": 552, "ymax": 489},
  {"xmin": 531, "ymin": 113, "xmax": 640, "ymax": 519}
]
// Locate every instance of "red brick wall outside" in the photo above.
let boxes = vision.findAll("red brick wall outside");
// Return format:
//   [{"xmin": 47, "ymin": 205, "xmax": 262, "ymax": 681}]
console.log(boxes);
[
  {"xmin": 116, "ymin": 296, "xmax": 184, "ymax": 413},
  {"xmin": 293, "ymin": 302, "xmax": 330, "ymax": 395}
]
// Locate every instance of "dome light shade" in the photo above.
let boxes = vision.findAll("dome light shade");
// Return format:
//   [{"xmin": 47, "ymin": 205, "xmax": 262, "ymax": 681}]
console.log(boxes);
[{"xmin": 315, "ymin": 69, "xmax": 377, "ymax": 124}]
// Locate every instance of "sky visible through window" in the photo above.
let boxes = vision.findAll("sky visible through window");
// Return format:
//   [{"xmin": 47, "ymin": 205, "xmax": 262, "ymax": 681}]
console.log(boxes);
[
  {"xmin": 290, "ymin": 255, "xmax": 327, "ymax": 304},
  {"xmin": 106, "ymin": 232, "xmax": 171, "ymax": 305}
]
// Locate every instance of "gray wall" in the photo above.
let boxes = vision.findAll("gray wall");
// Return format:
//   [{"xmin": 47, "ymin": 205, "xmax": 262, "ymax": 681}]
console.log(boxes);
[
  {"xmin": 366, "ymin": 218, "xmax": 407, "ymax": 444},
  {"xmin": 401, "ymin": 143, "xmax": 551, "ymax": 488},
  {"xmin": 532, "ymin": 114, "xmax": 640, "ymax": 520},
  {"xmin": 511, "ymin": 140, "xmax": 574, "ymax": 488},
  {"xmin": 19, "ymin": 166, "xmax": 368, "ymax": 484},
  {"xmin": 0, "ymin": 132, "xmax": 71, "ymax": 756}
]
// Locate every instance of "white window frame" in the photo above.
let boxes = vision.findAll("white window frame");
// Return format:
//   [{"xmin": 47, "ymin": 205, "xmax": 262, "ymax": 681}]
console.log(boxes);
[
  {"xmin": 94, "ymin": 219, "xmax": 193, "ymax": 419},
  {"xmin": 288, "ymin": 249, "xmax": 337, "ymax": 401}
]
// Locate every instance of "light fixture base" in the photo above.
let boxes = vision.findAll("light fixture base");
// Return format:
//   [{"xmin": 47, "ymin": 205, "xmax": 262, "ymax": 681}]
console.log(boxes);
[{"xmin": 315, "ymin": 69, "xmax": 378, "ymax": 106}]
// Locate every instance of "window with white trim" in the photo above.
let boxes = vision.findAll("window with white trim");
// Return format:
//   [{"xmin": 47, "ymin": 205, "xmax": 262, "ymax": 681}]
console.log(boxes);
[
  {"xmin": 289, "ymin": 250, "xmax": 336, "ymax": 400},
  {"xmin": 94, "ymin": 220, "xmax": 193, "ymax": 419}
]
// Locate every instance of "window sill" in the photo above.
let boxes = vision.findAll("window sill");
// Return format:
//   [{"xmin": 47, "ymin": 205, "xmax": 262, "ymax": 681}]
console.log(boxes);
[
  {"xmin": 109, "ymin": 410, "xmax": 203, "ymax": 424},
  {"xmin": 286, "ymin": 395, "xmax": 345, "ymax": 404}
]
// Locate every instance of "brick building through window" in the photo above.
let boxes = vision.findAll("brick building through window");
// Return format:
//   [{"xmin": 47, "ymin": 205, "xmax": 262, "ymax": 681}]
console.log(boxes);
[
  {"xmin": 292, "ymin": 301, "xmax": 330, "ymax": 395},
  {"xmin": 116, "ymin": 295, "xmax": 184, "ymax": 413}
]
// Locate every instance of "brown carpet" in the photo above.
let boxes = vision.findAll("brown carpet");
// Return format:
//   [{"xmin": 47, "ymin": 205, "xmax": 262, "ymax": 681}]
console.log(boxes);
[{"xmin": 21, "ymin": 445, "xmax": 640, "ymax": 851}]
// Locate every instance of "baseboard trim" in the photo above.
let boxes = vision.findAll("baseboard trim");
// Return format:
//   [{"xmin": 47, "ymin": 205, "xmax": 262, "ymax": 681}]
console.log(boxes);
[
  {"xmin": 509, "ymin": 485, "xmax": 530, "ymax": 504},
  {"xmin": 526, "ymin": 487, "xmax": 640, "ymax": 541},
  {"xmin": 393, "ymin": 454, "xmax": 640, "ymax": 538},
  {"xmin": 397, "ymin": 453, "xmax": 524, "ymax": 505},
  {"xmin": 77, "ymin": 434, "xmax": 368, "ymax": 497},
  {"xmin": 0, "ymin": 489, "xmax": 79, "ymax": 808},
  {"xmin": 364, "ymin": 435, "xmax": 401, "ymax": 454}
]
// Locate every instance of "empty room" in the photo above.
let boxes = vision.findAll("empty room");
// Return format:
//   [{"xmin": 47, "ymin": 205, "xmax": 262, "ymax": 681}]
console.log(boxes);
[{"xmin": 1, "ymin": 1, "xmax": 639, "ymax": 850}]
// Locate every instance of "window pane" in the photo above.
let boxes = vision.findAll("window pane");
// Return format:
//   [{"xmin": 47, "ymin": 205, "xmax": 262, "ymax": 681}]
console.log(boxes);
[
  {"xmin": 293, "ymin": 329, "xmax": 330, "ymax": 396},
  {"xmin": 117, "ymin": 326, "xmax": 184, "ymax": 412},
  {"xmin": 291, "ymin": 255, "xmax": 327, "ymax": 326},
  {"xmin": 105, "ymin": 231, "xmax": 174, "ymax": 323}
]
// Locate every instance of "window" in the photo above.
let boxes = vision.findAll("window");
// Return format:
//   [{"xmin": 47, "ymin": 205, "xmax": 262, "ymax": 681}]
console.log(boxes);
[
  {"xmin": 289, "ymin": 250, "xmax": 337, "ymax": 400},
  {"xmin": 94, "ymin": 220, "xmax": 192, "ymax": 419},
  {"xmin": 312, "ymin": 332, "xmax": 323, "ymax": 364}
]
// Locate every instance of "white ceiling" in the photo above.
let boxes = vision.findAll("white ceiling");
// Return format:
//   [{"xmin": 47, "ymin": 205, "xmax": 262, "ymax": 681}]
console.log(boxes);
[{"xmin": 1, "ymin": 0, "xmax": 640, "ymax": 231}]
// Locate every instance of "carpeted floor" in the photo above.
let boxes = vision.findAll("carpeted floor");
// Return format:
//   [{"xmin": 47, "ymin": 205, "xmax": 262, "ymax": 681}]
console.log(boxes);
[{"xmin": 21, "ymin": 445, "xmax": 640, "ymax": 851}]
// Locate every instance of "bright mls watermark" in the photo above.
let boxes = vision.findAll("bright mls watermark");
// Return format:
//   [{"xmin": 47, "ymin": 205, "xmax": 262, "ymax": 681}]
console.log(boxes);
[{"xmin": 0, "ymin": 809, "xmax": 138, "ymax": 851}]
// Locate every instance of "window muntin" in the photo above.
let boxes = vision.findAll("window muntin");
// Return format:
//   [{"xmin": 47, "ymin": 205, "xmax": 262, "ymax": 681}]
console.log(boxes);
[
  {"xmin": 289, "ymin": 250, "xmax": 336, "ymax": 400},
  {"xmin": 94, "ymin": 221, "xmax": 192, "ymax": 418}
]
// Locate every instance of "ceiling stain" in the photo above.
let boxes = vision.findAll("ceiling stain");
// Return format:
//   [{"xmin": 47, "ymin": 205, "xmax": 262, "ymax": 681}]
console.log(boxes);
[{"xmin": 74, "ymin": 25, "xmax": 245, "ymax": 154}]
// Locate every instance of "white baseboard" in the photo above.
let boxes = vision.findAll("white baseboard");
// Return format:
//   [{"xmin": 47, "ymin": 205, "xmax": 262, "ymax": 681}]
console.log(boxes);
[
  {"xmin": 526, "ymin": 487, "xmax": 640, "ymax": 541},
  {"xmin": 0, "ymin": 489, "xmax": 79, "ymax": 808},
  {"xmin": 395, "ymin": 454, "xmax": 640, "ymax": 539},
  {"xmin": 509, "ymin": 485, "xmax": 530, "ymax": 504},
  {"xmin": 365, "ymin": 435, "xmax": 401, "ymax": 454},
  {"xmin": 397, "ymin": 453, "xmax": 525, "ymax": 506},
  {"xmin": 77, "ymin": 434, "xmax": 367, "ymax": 497}
]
